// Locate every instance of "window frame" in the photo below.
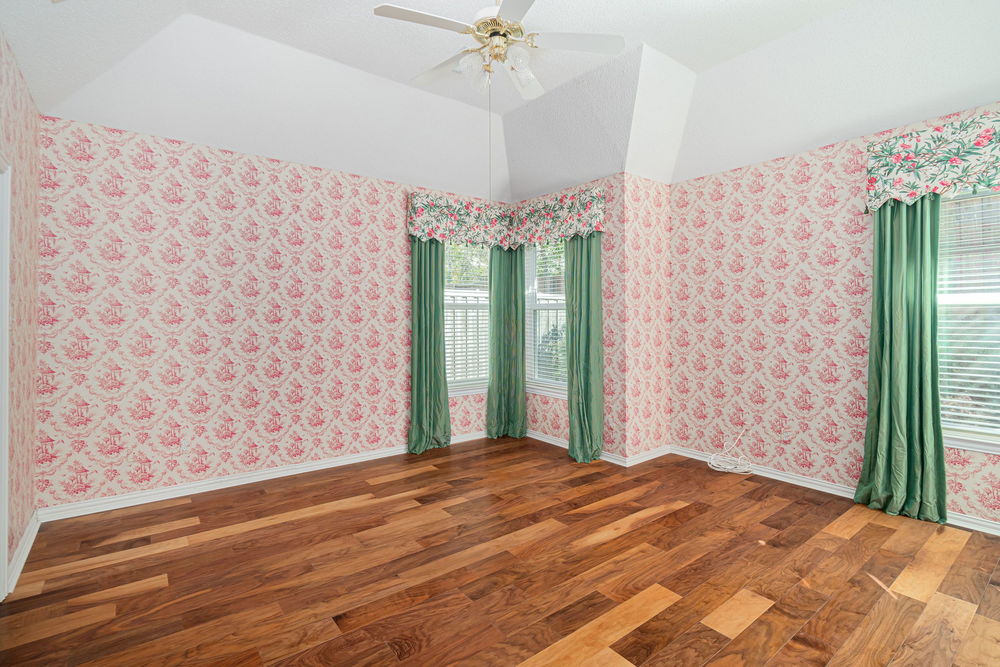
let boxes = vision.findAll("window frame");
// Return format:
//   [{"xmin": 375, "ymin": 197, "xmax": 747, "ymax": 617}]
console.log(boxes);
[
  {"xmin": 525, "ymin": 243, "xmax": 569, "ymax": 399},
  {"xmin": 443, "ymin": 244, "xmax": 490, "ymax": 397},
  {"xmin": 937, "ymin": 190, "xmax": 1000, "ymax": 454}
]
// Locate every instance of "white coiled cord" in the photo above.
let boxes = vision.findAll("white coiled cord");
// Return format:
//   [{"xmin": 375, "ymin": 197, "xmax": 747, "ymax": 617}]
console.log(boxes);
[{"xmin": 707, "ymin": 428, "xmax": 751, "ymax": 474}]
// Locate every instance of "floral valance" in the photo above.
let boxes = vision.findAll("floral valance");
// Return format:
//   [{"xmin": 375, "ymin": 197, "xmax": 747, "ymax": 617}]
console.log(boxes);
[
  {"xmin": 866, "ymin": 111, "xmax": 1000, "ymax": 211},
  {"xmin": 407, "ymin": 187, "xmax": 605, "ymax": 249}
]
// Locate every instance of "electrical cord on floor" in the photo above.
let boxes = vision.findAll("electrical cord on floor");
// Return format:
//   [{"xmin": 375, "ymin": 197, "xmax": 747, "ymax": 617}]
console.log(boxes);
[{"xmin": 708, "ymin": 428, "xmax": 751, "ymax": 474}]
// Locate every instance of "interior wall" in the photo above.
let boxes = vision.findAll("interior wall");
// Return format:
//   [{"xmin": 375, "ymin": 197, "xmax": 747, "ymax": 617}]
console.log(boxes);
[
  {"xmin": 0, "ymin": 32, "xmax": 39, "ymax": 560},
  {"xmin": 669, "ymin": 140, "xmax": 871, "ymax": 483},
  {"xmin": 670, "ymin": 101, "xmax": 1000, "ymax": 523},
  {"xmin": 8, "ymin": 22, "xmax": 999, "ymax": 525},
  {"xmin": 34, "ymin": 116, "xmax": 484, "ymax": 507},
  {"xmin": 621, "ymin": 173, "xmax": 672, "ymax": 456},
  {"xmin": 525, "ymin": 101, "xmax": 1000, "ymax": 525}
]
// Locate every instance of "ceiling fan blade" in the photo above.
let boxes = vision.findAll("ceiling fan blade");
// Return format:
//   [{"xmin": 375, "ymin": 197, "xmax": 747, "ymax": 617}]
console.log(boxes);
[
  {"xmin": 497, "ymin": 0, "xmax": 536, "ymax": 23},
  {"xmin": 412, "ymin": 50, "xmax": 471, "ymax": 87},
  {"xmin": 530, "ymin": 32, "xmax": 626, "ymax": 55},
  {"xmin": 373, "ymin": 4, "xmax": 472, "ymax": 34},
  {"xmin": 504, "ymin": 64, "xmax": 544, "ymax": 101}
]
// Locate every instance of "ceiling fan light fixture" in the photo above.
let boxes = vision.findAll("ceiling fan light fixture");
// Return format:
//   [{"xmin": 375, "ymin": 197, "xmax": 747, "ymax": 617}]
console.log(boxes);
[
  {"xmin": 472, "ymin": 68, "xmax": 493, "ymax": 95},
  {"xmin": 506, "ymin": 43, "xmax": 531, "ymax": 72},
  {"xmin": 455, "ymin": 52, "xmax": 482, "ymax": 75},
  {"xmin": 374, "ymin": 1, "xmax": 624, "ymax": 101},
  {"xmin": 512, "ymin": 66, "xmax": 537, "ymax": 87}
]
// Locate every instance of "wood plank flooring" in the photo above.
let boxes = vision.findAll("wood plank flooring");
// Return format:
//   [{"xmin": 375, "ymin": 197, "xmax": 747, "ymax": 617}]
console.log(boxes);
[{"xmin": 2, "ymin": 437, "xmax": 998, "ymax": 665}]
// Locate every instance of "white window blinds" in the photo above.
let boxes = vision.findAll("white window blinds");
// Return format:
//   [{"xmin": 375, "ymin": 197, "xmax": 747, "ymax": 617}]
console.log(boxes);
[
  {"xmin": 444, "ymin": 244, "xmax": 490, "ymax": 388},
  {"xmin": 526, "ymin": 243, "xmax": 568, "ymax": 392},
  {"xmin": 938, "ymin": 192, "xmax": 1000, "ymax": 443}
]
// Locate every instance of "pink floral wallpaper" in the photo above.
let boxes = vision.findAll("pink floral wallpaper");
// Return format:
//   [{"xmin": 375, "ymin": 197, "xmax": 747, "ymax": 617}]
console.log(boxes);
[
  {"xmin": 527, "ymin": 393, "xmax": 569, "ymax": 443},
  {"xmin": 670, "ymin": 143, "xmax": 873, "ymax": 483},
  {"xmin": 621, "ymin": 174, "xmax": 673, "ymax": 457},
  {"xmin": 6, "ymin": 43, "xmax": 998, "ymax": 529},
  {"xmin": 670, "ymin": 103, "xmax": 1000, "ymax": 523},
  {"xmin": 945, "ymin": 448, "xmax": 1000, "ymax": 522},
  {"xmin": 34, "ymin": 117, "xmax": 490, "ymax": 507},
  {"xmin": 1, "ymin": 34, "xmax": 39, "ymax": 560},
  {"xmin": 451, "ymin": 393, "xmax": 487, "ymax": 436},
  {"xmin": 523, "ymin": 106, "xmax": 1000, "ymax": 525}
]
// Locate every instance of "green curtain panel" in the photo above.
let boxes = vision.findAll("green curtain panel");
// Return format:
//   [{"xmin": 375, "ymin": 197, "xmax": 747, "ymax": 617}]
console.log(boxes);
[
  {"xmin": 855, "ymin": 195, "xmax": 947, "ymax": 523},
  {"xmin": 408, "ymin": 237, "xmax": 451, "ymax": 454},
  {"xmin": 565, "ymin": 233, "xmax": 604, "ymax": 463},
  {"xmin": 486, "ymin": 246, "xmax": 527, "ymax": 438}
]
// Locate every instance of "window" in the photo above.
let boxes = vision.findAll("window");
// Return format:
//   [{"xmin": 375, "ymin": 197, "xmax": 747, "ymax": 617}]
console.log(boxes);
[
  {"xmin": 526, "ymin": 242, "xmax": 568, "ymax": 395},
  {"xmin": 938, "ymin": 192, "xmax": 1000, "ymax": 450},
  {"xmin": 444, "ymin": 244, "xmax": 490, "ymax": 392}
]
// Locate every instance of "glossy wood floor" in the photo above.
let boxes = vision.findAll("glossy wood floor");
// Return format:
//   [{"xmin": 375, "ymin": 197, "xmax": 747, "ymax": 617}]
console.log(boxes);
[{"xmin": 2, "ymin": 437, "xmax": 999, "ymax": 666}]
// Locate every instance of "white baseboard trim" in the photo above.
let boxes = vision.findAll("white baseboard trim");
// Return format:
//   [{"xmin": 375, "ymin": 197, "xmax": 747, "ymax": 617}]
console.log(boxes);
[
  {"xmin": 35, "ymin": 433, "xmax": 490, "ymax": 524},
  {"xmin": 619, "ymin": 444, "xmax": 673, "ymax": 467},
  {"xmin": 671, "ymin": 445, "xmax": 856, "ymax": 498},
  {"xmin": 6, "ymin": 511, "xmax": 39, "ymax": 597},
  {"xmin": 451, "ymin": 431, "xmax": 487, "ymax": 444},
  {"xmin": 37, "ymin": 446, "xmax": 409, "ymax": 523},
  {"xmin": 525, "ymin": 430, "xmax": 634, "ymax": 467},
  {"xmin": 670, "ymin": 444, "xmax": 1000, "ymax": 537},
  {"xmin": 526, "ymin": 429, "xmax": 568, "ymax": 449},
  {"xmin": 601, "ymin": 452, "xmax": 628, "ymax": 466},
  {"xmin": 945, "ymin": 511, "xmax": 1000, "ymax": 535}
]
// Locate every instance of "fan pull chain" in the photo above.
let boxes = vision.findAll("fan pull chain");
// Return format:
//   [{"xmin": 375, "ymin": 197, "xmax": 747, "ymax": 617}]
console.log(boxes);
[{"xmin": 488, "ymin": 77, "xmax": 493, "ymax": 202}]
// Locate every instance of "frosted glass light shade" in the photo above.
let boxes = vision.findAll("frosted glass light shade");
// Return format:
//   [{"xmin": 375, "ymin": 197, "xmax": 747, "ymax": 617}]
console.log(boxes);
[
  {"xmin": 472, "ymin": 70, "xmax": 492, "ymax": 94},
  {"xmin": 513, "ymin": 66, "xmax": 537, "ymax": 86},
  {"xmin": 456, "ymin": 52, "xmax": 481, "ymax": 75},
  {"xmin": 507, "ymin": 43, "xmax": 530, "ymax": 72}
]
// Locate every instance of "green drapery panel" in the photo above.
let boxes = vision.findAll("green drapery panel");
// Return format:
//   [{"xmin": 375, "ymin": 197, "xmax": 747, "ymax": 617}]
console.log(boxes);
[
  {"xmin": 855, "ymin": 195, "xmax": 947, "ymax": 523},
  {"xmin": 565, "ymin": 233, "xmax": 604, "ymax": 463},
  {"xmin": 408, "ymin": 237, "xmax": 451, "ymax": 454},
  {"xmin": 486, "ymin": 246, "xmax": 527, "ymax": 438}
]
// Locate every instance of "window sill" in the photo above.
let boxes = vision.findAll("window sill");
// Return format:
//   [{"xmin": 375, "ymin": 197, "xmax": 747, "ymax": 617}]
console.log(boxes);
[
  {"xmin": 943, "ymin": 429, "xmax": 1000, "ymax": 455},
  {"xmin": 526, "ymin": 383, "xmax": 568, "ymax": 400},
  {"xmin": 448, "ymin": 383, "xmax": 487, "ymax": 398}
]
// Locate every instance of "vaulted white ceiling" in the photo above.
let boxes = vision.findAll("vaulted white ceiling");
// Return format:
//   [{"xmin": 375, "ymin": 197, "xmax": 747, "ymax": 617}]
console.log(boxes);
[
  {"xmin": 2, "ymin": 0, "xmax": 999, "ymax": 201},
  {"xmin": 1, "ymin": 0, "xmax": 858, "ymax": 114}
]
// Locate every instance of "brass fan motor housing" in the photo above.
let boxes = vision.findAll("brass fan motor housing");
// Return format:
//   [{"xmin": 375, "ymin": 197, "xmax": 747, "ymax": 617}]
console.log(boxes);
[
  {"xmin": 470, "ymin": 16, "xmax": 527, "ymax": 64},
  {"xmin": 471, "ymin": 16, "xmax": 524, "ymax": 43}
]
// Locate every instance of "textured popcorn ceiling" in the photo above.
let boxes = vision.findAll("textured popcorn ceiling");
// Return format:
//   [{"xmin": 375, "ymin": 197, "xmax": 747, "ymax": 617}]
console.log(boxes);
[{"xmin": 0, "ymin": 0, "xmax": 858, "ymax": 114}]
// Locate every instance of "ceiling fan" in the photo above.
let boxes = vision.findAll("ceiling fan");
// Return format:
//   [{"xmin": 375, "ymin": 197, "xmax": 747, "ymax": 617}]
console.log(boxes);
[{"xmin": 373, "ymin": 0, "xmax": 626, "ymax": 100}]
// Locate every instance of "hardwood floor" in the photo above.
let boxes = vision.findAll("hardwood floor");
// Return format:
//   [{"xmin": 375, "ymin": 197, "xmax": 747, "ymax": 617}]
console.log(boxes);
[{"xmin": 2, "ymin": 437, "xmax": 998, "ymax": 665}]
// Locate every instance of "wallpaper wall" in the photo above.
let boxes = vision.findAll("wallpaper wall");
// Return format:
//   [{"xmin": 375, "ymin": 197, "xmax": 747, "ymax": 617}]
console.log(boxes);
[
  {"xmin": 1, "ymin": 34, "xmax": 39, "ymax": 561},
  {"xmin": 35, "ymin": 116, "xmax": 495, "ymax": 507},
  {"xmin": 670, "ymin": 103, "xmax": 1000, "ymax": 523},
  {"xmin": 670, "ymin": 142, "xmax": 872, "ymax": 479},
  {"xmin": 10, "ymin": 48, "xmax": 1000, "ymax": 526},
  {"xmin": 524, "ymin": 105, "xmax": 1000, "ymax": 524},
  {"xmin": 622, "ymin": 174, "xmax": 673, "ymax": 455},
  {"xmin": 523, "ymin": 173, "xmax": 673, "ymax": 461}
]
